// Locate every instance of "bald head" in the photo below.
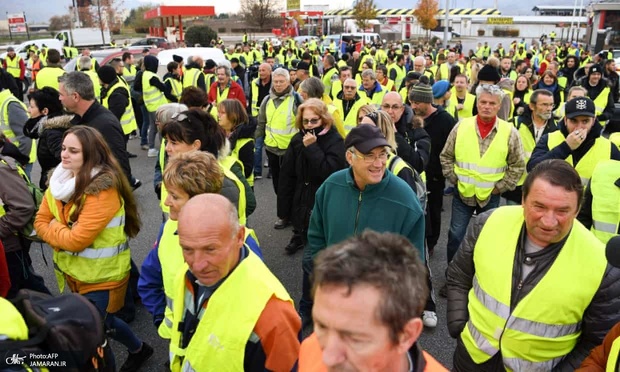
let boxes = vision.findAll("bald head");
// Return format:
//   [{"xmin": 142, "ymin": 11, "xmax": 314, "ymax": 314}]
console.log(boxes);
[
  {"xmin": 178, "ymin": 194, "xmax": 244, "ymax": 286},
  {"xmin": 258, "ymin": 63, "xmax": 272, "ymax": 80}
]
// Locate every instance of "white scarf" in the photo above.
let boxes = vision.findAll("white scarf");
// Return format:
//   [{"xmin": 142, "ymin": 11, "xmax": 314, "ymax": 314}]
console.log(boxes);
[{"xmin": 49, "ymin": 166, "xmax": 101, "ymax": 203}]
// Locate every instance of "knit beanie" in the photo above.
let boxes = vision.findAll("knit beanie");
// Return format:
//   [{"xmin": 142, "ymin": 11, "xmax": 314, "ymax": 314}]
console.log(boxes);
[
  {"xmin": 477, "ymin": 64, "xmax": 501, "ymax": 84},
  {"xmin": 97, "ymin": 65, "xmax": 117, "ymax": 85},
  {"xmin": 204, "ymin": 59, "xmax": 217, "ymax": 69},
  {"xmin": 432, "ymin": 80, "xmax": 450, "ymax": 99},
  {"xmin": 409, "ymin": 84, "xmax": 433, "ymax": 103}
]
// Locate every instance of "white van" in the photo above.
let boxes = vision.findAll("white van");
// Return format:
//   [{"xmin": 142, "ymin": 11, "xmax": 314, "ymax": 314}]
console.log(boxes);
[
  {"xmin": 0, "ymin": 38, "xmax": 64, "ymax": 60},
  {"xmin": 341, "ymin": 32, "xmax": 381, "ymax": 46}
]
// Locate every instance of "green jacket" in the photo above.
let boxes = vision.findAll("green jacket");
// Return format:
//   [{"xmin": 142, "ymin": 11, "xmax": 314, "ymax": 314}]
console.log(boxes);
[{"xmin": 308, "ymin": 168, "xmax": 425, "ymax": 261}]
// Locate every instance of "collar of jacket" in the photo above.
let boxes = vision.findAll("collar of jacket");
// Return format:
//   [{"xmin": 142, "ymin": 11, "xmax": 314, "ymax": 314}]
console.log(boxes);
[
  {"xmin": 345, "ymin": 166, "xmax": 390, "ymax": 194},
  {"xmin": 359, "ymin": 81, "xmax": 382, "ymax": 94},
  {"xmin": 70, "ymin": 101, "xmax": 101, "ymax": 125}
]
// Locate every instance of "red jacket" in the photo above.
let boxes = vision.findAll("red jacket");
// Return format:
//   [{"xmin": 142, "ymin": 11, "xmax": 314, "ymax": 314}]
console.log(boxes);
[
  {"xmin": 0, "ymin": 240, "xmax": 10, "ymax": 297},
  {"xmin": 208, "ymin": 80, "xmax": 247, "ymax": 108},
  {"xmin": 577, "ymin": 322, "xmax": 620, "ymax": 371}
]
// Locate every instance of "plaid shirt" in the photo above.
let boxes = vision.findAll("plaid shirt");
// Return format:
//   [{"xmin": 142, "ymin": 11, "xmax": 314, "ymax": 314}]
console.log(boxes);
[{"xmin": 440, "ymin": 116, "xmax": 525, "ymax": 207}]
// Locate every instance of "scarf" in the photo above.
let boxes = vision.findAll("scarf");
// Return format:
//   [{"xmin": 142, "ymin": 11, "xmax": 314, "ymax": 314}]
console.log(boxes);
[
  {"xmin": 477, "ymin": 115, "xmax": 496, "ymax": 139},
  {"xmin": 49, "ymin": 166, "xmax": 101, "ymax": 203},
  {"xmin": 538, "ymin": 80, "xmax": 558, "ymax": 94}
]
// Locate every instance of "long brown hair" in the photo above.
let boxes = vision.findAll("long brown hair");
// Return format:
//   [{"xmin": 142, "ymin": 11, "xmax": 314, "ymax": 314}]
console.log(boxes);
[{"xmin": 63, "ymin": 126, "xmax": 141, "ymax": 238}]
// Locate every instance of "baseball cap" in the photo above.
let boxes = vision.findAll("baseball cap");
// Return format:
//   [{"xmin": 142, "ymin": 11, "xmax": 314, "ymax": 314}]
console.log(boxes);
[
  {"xmin": 565, "ymin": 97, "xmax": 595, "ymax": 119},
  {"xmin": 344, "ymin": 124, "xmax": 390, "ymax": 154},
  {"xmin": 296, "ymin": 61, "xmax": 310, "ymax": 71}
]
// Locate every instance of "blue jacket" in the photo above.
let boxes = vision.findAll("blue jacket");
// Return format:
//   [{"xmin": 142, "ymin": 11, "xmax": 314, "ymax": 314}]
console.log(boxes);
[
  {"xmin": 308, "ymin": 168, "xmax": 426, "ymax": 261},
  {"xmin": 138, "ymin": 222, "xmax": 263, "ymax": 324}
]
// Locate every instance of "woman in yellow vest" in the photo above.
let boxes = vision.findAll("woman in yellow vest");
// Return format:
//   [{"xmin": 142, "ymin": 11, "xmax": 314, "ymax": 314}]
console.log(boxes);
[
  {"xmin": 217, "ymin": 99, "xmax": 255, "ymax": 186},
  {"xmin": 278, "ymin": 98, "xmax": 345, "ymax": 255},
  {"xmin": 33, "ymin": 126, "xmax": 153, "ymax": 370},
  {"xmin": 512, "ymin": 74, "xmax": 533, "ymax": 117},
  {"xmin": 160, "ymin": 108, "xmax": 256, "ymax": 223},
  {"xmin": 533, "ymin": 70, "xmax": 564, "ymax": 110}
]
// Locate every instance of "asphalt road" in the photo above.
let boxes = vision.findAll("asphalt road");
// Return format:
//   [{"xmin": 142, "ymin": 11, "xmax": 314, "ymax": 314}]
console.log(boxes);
[{"xmin": 28, "ymin": 136, "xmax": 458, "ymax": 370}]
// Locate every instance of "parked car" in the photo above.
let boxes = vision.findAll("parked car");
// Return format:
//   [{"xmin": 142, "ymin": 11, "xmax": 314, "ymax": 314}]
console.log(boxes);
[
  {"xmin": 64, "ymin": 48, "xmax": 160, "ymax": 82},
  {"xmin": 130, "ymin": 37, "xmax": 170, "ymax": 49}
]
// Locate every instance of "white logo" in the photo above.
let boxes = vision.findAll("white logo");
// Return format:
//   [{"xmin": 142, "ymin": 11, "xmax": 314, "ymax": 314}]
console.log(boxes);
[
  {"xmin": 5, "ymin": 354, "xmax": 26, "ymax": 365},
  {"xmin": 47, "ymin": 307, "xmax": 61, "ymax": 312},
  {"xmin": 576, "ymin": 99, "xmax": 587, "ymax": 110}
]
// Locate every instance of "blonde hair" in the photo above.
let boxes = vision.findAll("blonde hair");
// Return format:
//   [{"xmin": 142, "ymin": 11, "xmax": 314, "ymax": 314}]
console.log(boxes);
[
  {"xmin": 371, "ymin": 110, "xmax": 398, "ymax": 150},
  {"xmin": 163, "ymin": 150, "xmax": 224, "ymax": 197},
  {"xmin": 295, "ymin": 98, "xmax": 334, "ymax": 130}
]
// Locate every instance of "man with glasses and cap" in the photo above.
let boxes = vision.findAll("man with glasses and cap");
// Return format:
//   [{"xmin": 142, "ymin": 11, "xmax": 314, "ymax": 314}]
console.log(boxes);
[{"xmin": 298, "ymin": 124, "xmax": 426, "ymax": 329}]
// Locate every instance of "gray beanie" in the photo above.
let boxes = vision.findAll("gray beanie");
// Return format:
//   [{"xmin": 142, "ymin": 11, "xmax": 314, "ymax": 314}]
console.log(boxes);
[{"xmin": 409, "ymin": 84, "xmax": 433, "ymax": 103}]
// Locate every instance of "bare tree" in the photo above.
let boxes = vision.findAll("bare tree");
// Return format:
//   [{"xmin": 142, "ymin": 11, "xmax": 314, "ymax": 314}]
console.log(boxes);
[
  {"xmin": 240, "ymin": 0, "xmax": 281, "ymax": 30},
  {"xmin": 353, "ymin": 0, "xmax": 377, "ymax": 32},
  {"xmin": 49, "ymin": 15, "xmax": 72, "ymax": 31}
]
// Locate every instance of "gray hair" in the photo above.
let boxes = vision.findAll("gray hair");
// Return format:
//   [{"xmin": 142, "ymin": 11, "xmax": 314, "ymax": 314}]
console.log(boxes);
[
  {"xmin": 217, "ymin": 64, "xmax": 231, "ymax": 77},
  {"xmin": 323, "ymin": 54, "xmax": 335, "ymax": 67},
  {"xmin": 361, "ymin": 69, "xmax": 376, "ymax": 81},
  {"xmin": 79, "ymin": 55, "xmax": 92, "ymax": 70},
  {"xmin": 156, "ymin": 103, "xmax": 189, "ymax": 126},
  {"xmin": 299, "ymin": 77, "xmax": 324, "ymax": 99},
  {"xmin": 59, "ymin": 71, "xmax": 95, "ymax": 100},
  {"xmin": 226, "ymin": 199, "xmax": 241, "ymax": 239},
  {"xmin": 272, "ymin": 67, "xmax": 290, "ymax": 82},
  {"xmin": 475, "ymin": 83, "xmax": 504, "ymax": 102},
  {"xmin": 344, "ymin": 78, "xmax": 357, "ymax": 88}
]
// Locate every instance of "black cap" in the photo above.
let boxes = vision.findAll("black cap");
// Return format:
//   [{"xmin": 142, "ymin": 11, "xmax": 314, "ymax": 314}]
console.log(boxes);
[
  {"xmin": 302, "ymin": 52, "xmax": 311, "ymax": 60},
  {"xmin": 344, "ymin": 124, "xmax": 390, "ymax": 153},
  {"xmin": 172, "ymin": 54, "xmax": 183, "ymax": 63},
  {"xmin": 204, "ymin": 59, "xmax": 217, "ymax": 69},
  {"xmin": 296, "ymin": 61, "xmax": 310, "ymax": 71},
  {"xmin": 230, "ymin": 57, "xmax": 240, "ymax": 64},
  {"xmin": 97, "ymin": 65, "xmax": 117, "ymax": 84},
  {"xmin": 565, "ymin": 97, "xmax": 595, "ymax": 119},
  {"xmin": 589, "ymin": 64, "xmax": 603, "ymax": 76}
]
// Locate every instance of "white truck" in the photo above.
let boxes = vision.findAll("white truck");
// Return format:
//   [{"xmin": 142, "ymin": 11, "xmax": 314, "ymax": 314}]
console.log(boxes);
[
  {"xmin": 54, "ymin": 28, "xmax": 112, "ymax": 48},
  {"xmin": 0, "ymin": 38, "xmax": 64, "ymax": 60}
]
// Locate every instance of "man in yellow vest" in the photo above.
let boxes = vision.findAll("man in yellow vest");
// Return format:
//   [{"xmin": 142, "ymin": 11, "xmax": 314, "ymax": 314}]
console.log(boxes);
[
  {"xmin": 321, "ymin": 54, "xmax": 338, "ymax": 95},
  {"xmin": 577, "ymin": 160, "xmax": 620, "ymax": 244},
  {"xmin": 577, "ymin": 64, "xmax": 615, "ymax": 124},
  {"xmin": 3, "ymin": 47, "xmax": 26, "ymax": 98},
  {"xmin": 332, "ymin": 78, "xmax": 369, "ymax": 134},
  {"xmin": 447, "ymin": 159, "xmax": 620, "ymax": 371},
  {"xmin": 34, "ymin": 49, "xmax": 65, "ymax": 91},
  {"xmin": 504, "ymin": 89, "xmax": 558, "ymax": 205},
  {"xmin": 440, "ymin": 84, "xmax": 525, "ymax": 268},
  {"xmin": 450, "ymin": 74, "xmax": 475, "ymax": 119},
  {"xmin": 78, "ymin": 55, "xmax": 101, "ymax": 101},
  {"xmin": 169, "ymin": 194, "xmax": 300, "ymax": 371},
  {"xmin": 97, "ymin": 65, "xmax": 138, "ymax": 143},
  {"xmin": 249, "ymin": 63, "xmax": 272, "ymax": 180},
  {"xmin": 299, "ymin": 230, "xmax": 447, "ymax": 371},
  {"xmin": 255, "ymin": 68, "xmax": 301, "ymax": 229},
  {"xmin": 359, "ymin": 69, "xmax": 387, "ymax": 106},
  {"xmin": 330, "ymin": 65, "xmax": 351, "ymax": 100},
  {"xmin": 528, "ymin": 96, "xmax": 620, "ymax": 186}
]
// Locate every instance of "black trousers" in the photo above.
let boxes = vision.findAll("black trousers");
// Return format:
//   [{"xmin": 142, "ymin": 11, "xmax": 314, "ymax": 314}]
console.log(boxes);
[
  {"xmin": 266, "ymin": 151, "xmax": 283, "ymax": 195},
  {"xmin": 6, "ymin": 247, "xmax": 50, "ymax": 298},
  {"xmin": 426, "ymin": 177, "xmax": 445, "ymax": 250}
]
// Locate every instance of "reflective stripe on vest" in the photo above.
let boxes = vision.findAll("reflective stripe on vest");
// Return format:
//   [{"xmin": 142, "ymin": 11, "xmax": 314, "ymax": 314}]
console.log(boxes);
[
  {"xmin": 264, "ymin": 95, "xmax": 296, "ymax": 149},
  {"xmin": 0, "ymin": 89, "xmax": 33, "ymax": 162},
  {"xmin": 592, "ymin": 86, "xmax": 611, "ymax": 118},
  {"xmin": 157, "ymin": 219, "xmax": 186, "ymax": 351},
  {"xmin": 85, "ymin": 70, "xmax": 101, "ymax": 100},
  {"xmin": 182, "ymin": 68, "xmax": 201, "ymax": 89},
  {"xmin": 231, "ymin": 137, "xmax": 254, "ymax": 186},
  {"xmin": 461, "ymin": 206, "xmax": 606, "ymax": 370},
  {"xmin": 143, "ymin": 71, "xmax": 168, "ymax": 112},
  {"xmin": 169, "ymin": 251, "xmax": 292, "ymax": 371},
  {"xmin": 102, "ymin": 81, "xmax": 137, "ymax": 135},
  {"xmin": 45, "ymin": 190, "xmax": 130, "ymax": 292},
  {"xmin": 454, "ymin": 117, "xmax": 510, "ymax": 200},
  {"xmin": 606, "ymin": 336, "xmax": 620, "ymax": 372},
  {"xmin": 322, "ymin": 68, "xmax": 338, "ymax": 96},
  {"xmin": 547, "ymin": 131, "xmax": 612, "ymax": 185},
  {"xmin": 165, "ymin": 77, "xmax": 183, "ymax": 102},
  {"xmin": 335, "ymin": 96, "xmax": 370, "ymax": 135},
  {"xmin": 219, "ymin": 161, "xmax": 248, "ymax": 226},
  {"xmin": 5, "ymin": 56, "xmax": 22, "ymax": 78},
  {"xmin": 590, "ymin": 160, "xmax": 620, "ymax": 244}
]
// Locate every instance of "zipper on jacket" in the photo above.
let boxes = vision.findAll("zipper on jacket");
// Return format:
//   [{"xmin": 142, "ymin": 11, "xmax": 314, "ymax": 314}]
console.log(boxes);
[{"xmin": 353, "ymin": 192, "xmax": 363, "ymax": 234}]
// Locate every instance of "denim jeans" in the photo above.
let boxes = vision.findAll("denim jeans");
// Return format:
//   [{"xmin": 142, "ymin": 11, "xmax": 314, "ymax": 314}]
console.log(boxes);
[
  {"xmin": 253, "ymin": 135, "xmax": 264, "ymax": 176},
  {"xmin": 139, "ymin": 104, "xmax": 150, "ymax": 146},
  {"xmin": 147, "ymin": 111, "xmax": 158, "ymax": 149},
  {"xmin": 83, "ymin": 289, "xmax": 142, "ymax": 353},
  {"xmin": 446, "ymin": 192, "xmax": 500, "ymax": 263}
]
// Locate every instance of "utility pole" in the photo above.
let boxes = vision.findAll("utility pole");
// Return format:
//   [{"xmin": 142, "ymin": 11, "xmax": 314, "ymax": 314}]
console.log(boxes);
[
  {"xmin": 96, "ymin": 0, "xmax": 105, "ymax": 46},
  {"xmin": 443, "ymin": 0, "xmax": 449, "ymax": 47},
  {"xmin": 23, "ymin": 11, "xmax": 30, "ymax": 40}
]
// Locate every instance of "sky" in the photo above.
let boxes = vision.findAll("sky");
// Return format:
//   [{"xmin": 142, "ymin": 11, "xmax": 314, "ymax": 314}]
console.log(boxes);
[{"xmin": 1, "ymin": 0, "xmax": 566, "ymax": 24}]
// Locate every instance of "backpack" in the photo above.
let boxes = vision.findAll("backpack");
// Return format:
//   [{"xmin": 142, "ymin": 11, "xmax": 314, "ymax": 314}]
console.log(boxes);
[
  {"xmin": 0, "ymin": 289, "xmax": 114, "ymax": 371},
  {"xmin": 388, "ymin": 155, "xmax": 428, "ymax": 211},
  {"xmin": 0, "ymin": 155, "xmax": 44, "ymax": 242}
]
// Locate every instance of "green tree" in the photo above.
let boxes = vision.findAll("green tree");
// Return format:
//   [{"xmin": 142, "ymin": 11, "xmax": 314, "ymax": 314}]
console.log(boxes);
[
  {"xmin": 240, "ymin": 0, "xmax": 280, "ymax": 30},
  {"xmin": 124, "ymin": 5, "xmax": 154, "ymax": 33},
  {"xmin": 414, "ymin": 0, "xmax": 439, "ymax": 40},
  {"xmin": 185, "ymin": 25, "xmax": 218, "ymax": 47},
  {"xmin": 353, "ymin": 0, "xmax": 377, "ymax": 32}
]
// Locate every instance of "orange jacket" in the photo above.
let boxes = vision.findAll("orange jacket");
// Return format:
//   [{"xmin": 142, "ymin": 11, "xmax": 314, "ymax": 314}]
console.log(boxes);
[
  {"xmin": 299, "ymin": 333, "xmax": 448, "ymax": 372},
  {"xmin": 577, "ymin": 322, "xmax": 620, "ymax": 372}
]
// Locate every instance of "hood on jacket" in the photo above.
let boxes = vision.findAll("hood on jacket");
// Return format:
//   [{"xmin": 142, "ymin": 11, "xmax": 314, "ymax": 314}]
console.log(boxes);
[
  {"xmin": 217, "ymin": 138, "xmax": 232, "ymax": 160},
  {"xmin": 143, "ymin": 55, "xmax": 159, "ymax": 73},
  {"xmin": 43, "ymin": 114, "xmax": 74, "ymax": 131},
  {"xmin": 498, "ymin": 78, "xmax": 514, "ymax": 92},
  {"xmin": 395, "ymin": 105, "xmax": 414, "ymax": 134}
]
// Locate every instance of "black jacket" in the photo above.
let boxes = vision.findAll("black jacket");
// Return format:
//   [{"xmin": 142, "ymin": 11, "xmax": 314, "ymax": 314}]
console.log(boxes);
[
  {"xmin": 394, "ymin": 105, "xmax": 431, "ymax": 174},
  {"xmin": 229, "ymin": 122, "xmax": 256, "ymax": 181},
  {"xmin": 447, "ymin": 209, "xmax": 620, "ymax": 372},
  {"xmin": 70, "ymin": 102, "xmax": 132, "ymax": 182},
  {"xmin": 277, "ymin": 126, "xmax": 345, "ymax": 231},
  {"xmin": 23, "ymin": 114, "xmax": 73, "ymax": 189},
  {"xmin": 576, "ymin": 78, "xmax": 616, "ymax": 122},
  {"xmin": 528, "ymin": 119, "xmax": 620, "ymax": 172},
  {"xmin": 417, "ymin": 105, "xmax": 456, "ymax": 180}
]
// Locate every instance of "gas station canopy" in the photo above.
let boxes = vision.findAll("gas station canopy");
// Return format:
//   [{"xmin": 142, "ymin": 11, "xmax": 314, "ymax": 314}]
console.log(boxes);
[{"xmin": 144, "ymin": 5, "xmax": 216, "ymax": 41}]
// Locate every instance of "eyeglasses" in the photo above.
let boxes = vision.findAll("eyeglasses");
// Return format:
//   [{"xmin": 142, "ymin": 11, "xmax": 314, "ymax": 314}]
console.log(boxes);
[
  {"xmin": 381, "ymin": 104, "xmax": 403, "ymax": 111},
  {"xmin": 343, "ymin": 85, "xmax": 357, "ymax": 90},
  {"xmin": 351, "ymin": 150, "xmax": 389, "ymax": 164},
  {"xmin": 302, "ymin": 118, "xmax": 321, "ymax": 125}
]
